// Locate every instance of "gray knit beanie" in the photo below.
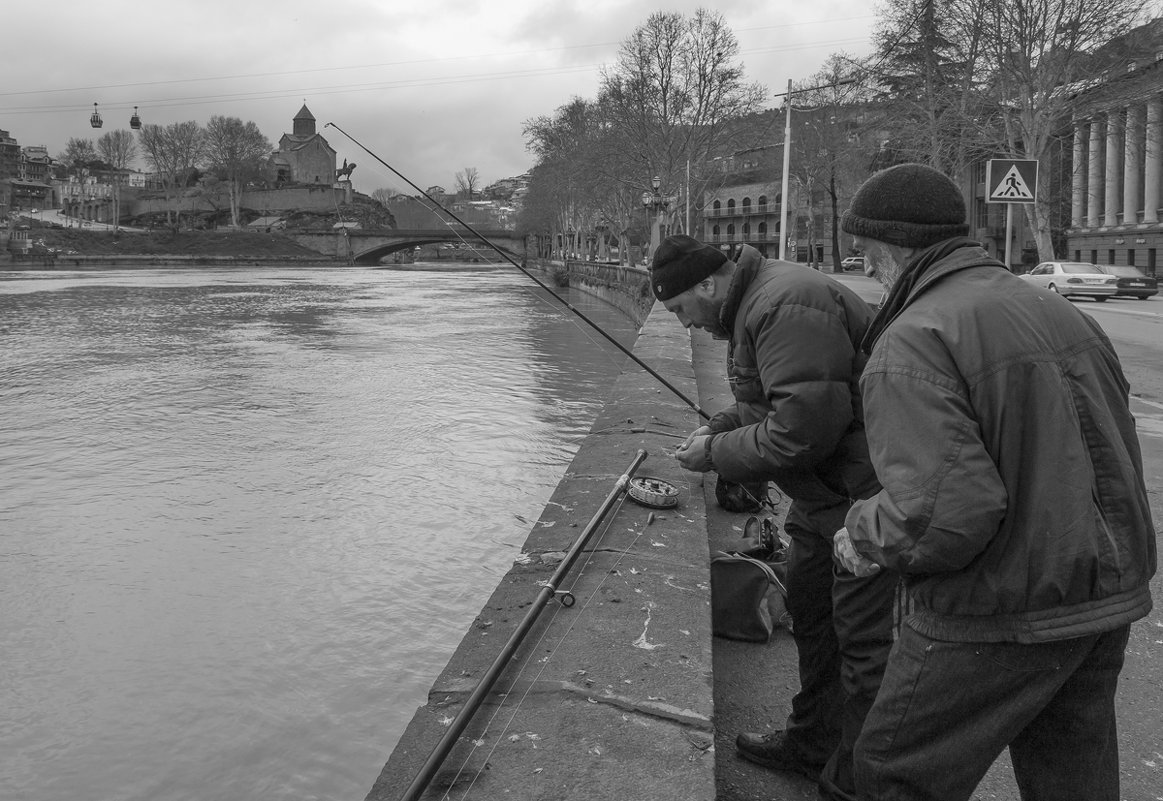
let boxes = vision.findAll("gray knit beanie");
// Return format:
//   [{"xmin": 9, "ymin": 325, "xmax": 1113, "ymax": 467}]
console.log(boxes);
[{"xmin": 841, "ymin": 163, "xmax": 969, "ymax": 248}]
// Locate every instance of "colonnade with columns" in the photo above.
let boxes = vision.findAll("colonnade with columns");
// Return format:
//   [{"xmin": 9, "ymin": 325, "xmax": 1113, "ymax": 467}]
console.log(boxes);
[{"xmin": 1071, "ymin": 94, "xmax": 1163, "ymax": 230}]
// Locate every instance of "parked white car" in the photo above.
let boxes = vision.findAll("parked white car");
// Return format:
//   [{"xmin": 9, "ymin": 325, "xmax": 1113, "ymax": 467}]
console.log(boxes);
[{"xmin": 1019, "ymin": 261, "xmax": 1118, "ymax": 301}]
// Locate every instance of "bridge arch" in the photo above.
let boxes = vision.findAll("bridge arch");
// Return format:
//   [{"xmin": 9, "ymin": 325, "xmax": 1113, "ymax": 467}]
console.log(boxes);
[
  {"xmin": 351, "ymin": 237, "xmax": 523, "ymax": 265},
  {"xmin": 287, "ymin": 228, "xmax": 526, "ymax": 265}
]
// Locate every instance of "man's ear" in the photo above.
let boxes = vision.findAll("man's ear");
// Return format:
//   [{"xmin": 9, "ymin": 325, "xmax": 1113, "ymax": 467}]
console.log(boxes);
[{"xmin": 696, "ymin": 275, "xmax": 717, "ymax": 295}]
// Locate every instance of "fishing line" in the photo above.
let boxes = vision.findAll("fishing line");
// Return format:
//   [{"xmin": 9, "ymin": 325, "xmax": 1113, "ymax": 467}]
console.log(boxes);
[
  {"xmin": 393, "ymin": 191, "xmax": 632, "ymax": 376},
  {"xmin": 324, "ymin": 121, "xmax": 710, "ymax": 422},
  {"xmin": 443, "ymin": 491, "xmax": 646, "ymax": 800}
]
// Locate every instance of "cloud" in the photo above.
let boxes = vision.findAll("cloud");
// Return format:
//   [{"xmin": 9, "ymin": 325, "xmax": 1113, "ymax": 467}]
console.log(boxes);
[{"xmin": 0, "ymin": 0, "xmax": 875, "ymax": 195}]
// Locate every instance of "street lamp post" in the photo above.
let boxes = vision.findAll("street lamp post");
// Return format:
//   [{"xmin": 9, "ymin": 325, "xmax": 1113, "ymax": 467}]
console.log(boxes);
[{"xmin": 641, "ymin": 175, "xmax": 679, "ymax": 264}]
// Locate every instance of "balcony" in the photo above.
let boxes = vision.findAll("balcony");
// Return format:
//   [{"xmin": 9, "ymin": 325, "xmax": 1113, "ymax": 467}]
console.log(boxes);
[
  {"xmin": 706, "ymin": 231, "xmax": 776, "ymax": 244},
  {"xmin": 704, "ymin": 202, "xmax": 780, "ymax": 219}
]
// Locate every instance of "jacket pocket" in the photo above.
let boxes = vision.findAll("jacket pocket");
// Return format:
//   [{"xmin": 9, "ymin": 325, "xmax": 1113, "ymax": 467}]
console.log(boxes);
[{"xmin": 729, "ymin": 364, "xmax": 765, "ymax": 404}]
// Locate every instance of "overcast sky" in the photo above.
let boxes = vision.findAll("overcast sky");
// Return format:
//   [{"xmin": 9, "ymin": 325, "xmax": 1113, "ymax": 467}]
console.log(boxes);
[{"xmin": 1, "ymin": 0, "xmax": 877, "ymax": 195}]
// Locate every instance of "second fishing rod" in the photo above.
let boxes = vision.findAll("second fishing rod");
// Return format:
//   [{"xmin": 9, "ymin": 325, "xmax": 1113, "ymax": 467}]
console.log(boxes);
[{"xmin": 324, "ymin": 121, "xmax": 710, "ymax": 423}]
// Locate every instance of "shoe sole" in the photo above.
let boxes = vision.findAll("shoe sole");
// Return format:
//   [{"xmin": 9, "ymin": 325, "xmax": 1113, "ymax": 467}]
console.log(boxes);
[{"xmin": 735, "ymin": 747, "xmax": 823, "ymax": 780}]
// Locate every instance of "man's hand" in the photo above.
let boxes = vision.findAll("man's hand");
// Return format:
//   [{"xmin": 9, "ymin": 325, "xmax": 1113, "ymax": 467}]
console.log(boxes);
[
  {"xmin": 675, "ymin": 426, "xmax": 713, "ymax": 472},
  {"xmin": 678, "ymin": 425, "xmax": 711, "ymax": 451},
  {"xmin": 833, "ymin": 527, "xmax": 881, "ymax": 577}
]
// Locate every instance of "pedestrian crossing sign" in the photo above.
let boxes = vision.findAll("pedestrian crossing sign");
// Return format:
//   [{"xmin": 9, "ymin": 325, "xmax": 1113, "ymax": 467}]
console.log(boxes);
[{"xmin": 986, "ymin": 159, "xmax": 1038, "ymax": 204}]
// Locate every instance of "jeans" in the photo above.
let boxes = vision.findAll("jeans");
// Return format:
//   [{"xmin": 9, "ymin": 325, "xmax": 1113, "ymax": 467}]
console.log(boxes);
[
  {"xmin": 854, "ymin": 623, "xmax": 1130, "ymax": 801},
  {"xmin": 782, "ymin": 500, "xmax": 898, "ymax": 801}
]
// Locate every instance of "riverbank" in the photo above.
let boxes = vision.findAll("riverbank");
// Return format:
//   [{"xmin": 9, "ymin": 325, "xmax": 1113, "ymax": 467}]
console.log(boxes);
[
  {"xmin": 366, "ymin": 301, "xmax": 722, "ymax": 801},
  {"xmin": 1, "ymin": 225, "xmax": 329, "ymax": 267},
  {"xmin": 368, "ymin": 268, "xmax": 1162, "ymax": 801}
]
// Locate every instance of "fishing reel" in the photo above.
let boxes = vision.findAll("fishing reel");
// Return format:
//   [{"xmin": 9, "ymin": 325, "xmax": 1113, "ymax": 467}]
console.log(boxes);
[{"xmin": 627, "ymin": 475, "xmax": 680, "ymax": 509}]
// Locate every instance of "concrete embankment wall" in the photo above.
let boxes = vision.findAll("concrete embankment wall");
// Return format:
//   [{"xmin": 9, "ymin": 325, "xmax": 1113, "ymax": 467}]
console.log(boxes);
[
  {"xmin": 366, "ymin": 263, "xmax": 721, "ymax": 800},
  {"xmin": 526, "ymin": 258, "xmax": 655, "ymax": 324}
]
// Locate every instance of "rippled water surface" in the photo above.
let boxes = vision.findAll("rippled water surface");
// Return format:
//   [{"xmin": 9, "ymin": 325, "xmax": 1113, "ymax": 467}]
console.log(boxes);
[{"xmin": 0, "ymin": 264, "xmax": 638, "ymax": 801}]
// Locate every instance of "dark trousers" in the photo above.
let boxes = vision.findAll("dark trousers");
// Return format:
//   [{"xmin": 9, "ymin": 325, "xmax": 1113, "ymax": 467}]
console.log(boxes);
[
  {"xmin": 854, "ymin": 622, "xmax": 1130, "ymax": 801},
  {"xmin": 782, "ymin": 500, "xmax": 898, "ymax": 801}
]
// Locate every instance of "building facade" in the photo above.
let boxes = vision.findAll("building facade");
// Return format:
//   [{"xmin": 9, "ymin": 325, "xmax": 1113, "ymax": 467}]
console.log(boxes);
[
  {"xmin": 1065, "ymin": 27, "xmax": 1163, "ymax": 274},
  {"xmin": 0, "ymin": 129, "xmax": 20, "ymax": 214},
  {"xmin": 702, "ymin": 179, "xmax": 787, "ymax": 259}
]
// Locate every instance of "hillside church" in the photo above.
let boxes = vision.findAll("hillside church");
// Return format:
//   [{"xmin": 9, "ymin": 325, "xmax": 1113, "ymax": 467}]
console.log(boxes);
[{"xmin": 272, "ymin": 104, "xmax": 337, "ymax": 186}]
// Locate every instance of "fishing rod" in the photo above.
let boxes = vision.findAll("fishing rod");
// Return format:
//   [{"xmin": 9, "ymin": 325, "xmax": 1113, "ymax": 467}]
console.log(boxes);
[
  {"xmin": 324, "ymin": 122, "xmax": 710, "ymax": 422},
  {"xmin": 399, "ymin": 448, "xmax": 648, "ymax": 801}
]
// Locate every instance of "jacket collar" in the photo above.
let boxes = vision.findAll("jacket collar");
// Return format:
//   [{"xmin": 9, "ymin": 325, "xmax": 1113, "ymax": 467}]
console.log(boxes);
[
  {"xmin": 719, "ymin": 244, "xmax": 767, "ymax": 335},
  {"xmin": 862, "ymin": 238, "xmax": 998, "ymax": 353}
]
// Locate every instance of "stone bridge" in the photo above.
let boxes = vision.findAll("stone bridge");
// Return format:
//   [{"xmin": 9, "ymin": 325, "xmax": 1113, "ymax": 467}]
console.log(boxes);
[{"xmin": 285, "ymin": 228, "xmax": 526, "ymax": 265}]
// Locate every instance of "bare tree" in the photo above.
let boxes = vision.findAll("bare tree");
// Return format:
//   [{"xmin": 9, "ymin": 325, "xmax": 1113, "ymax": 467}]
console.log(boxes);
[
  {"xmin": 790, "ymin": 56, "xmax": 883, "ymax": 271},
  {"xmin": 203, "ymin": 115, "xmax": 272, "ymax": 227},
  {"xmin": 58, "ymin": 137, "xmax": 97, "ymax": 172},
  {"xmin": 138, "ymin": 121, "xmax": 206, "ymax": 229},
  {"xmin": 873, "ymin": 0, "xmax": 1155, "ymax": 260},
  {"xmin": 371, "ymin": 187, "xmax": 401, "ymax": 206},
  {"xmin": 984, "ymin": 0, "xmax": 1154, "ymax": 259},
  {"xmin": 521, "ymin": 9, "xmax": 765, "ymax": 263},
  {"xmin": 455, "ymin": 167, "xmax": 480, "ymax": 199},
  {"xmin": 96, "ymin": 129, "xmax": 137, "ymax": 232},
  {"xmin": 599, "ymin": 9, "xmax": 766, "ymax": 206}
]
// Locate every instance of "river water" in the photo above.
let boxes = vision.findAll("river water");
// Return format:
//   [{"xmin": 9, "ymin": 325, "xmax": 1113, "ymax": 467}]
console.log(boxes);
[{"xmin": 0, "ymin": 264, "xmax": 639, "ymax": 801}]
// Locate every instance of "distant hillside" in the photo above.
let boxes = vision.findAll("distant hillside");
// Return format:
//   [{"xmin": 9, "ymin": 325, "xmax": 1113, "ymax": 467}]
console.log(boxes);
[{"xmin": 24, "ymin": 223, "xmax": 325, "ymax": 258}]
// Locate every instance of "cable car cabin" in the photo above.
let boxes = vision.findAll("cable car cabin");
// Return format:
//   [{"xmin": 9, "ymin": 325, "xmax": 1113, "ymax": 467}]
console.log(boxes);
[
  {"xmin": 90, "ymin": 102, "xmax": 103, "ymax": 129},
  {"xmin": 130, "ymin": 107, "xmax": 141, "ymax": 130}
]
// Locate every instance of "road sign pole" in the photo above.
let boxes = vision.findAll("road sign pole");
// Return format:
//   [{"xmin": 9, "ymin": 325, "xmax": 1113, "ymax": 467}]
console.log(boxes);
[{"xmin": 1004, "ymin": 203, "xmax": 1014, "ymax": 271}]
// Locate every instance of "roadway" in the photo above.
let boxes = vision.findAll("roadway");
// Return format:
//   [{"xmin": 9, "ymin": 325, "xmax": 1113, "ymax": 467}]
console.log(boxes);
[{"xmin": 16, "ymin": 207, "xmax": 144, "ymax": 232}]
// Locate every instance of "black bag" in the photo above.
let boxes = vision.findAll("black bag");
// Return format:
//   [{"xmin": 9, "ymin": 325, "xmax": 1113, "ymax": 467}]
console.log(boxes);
[
  {"xmin": 710, "ymin": 517, "xmax": 791, "ymax": 642},
  {"xmin": 715, "ymin": 476, "xmax": 769, "ymax": 513}
]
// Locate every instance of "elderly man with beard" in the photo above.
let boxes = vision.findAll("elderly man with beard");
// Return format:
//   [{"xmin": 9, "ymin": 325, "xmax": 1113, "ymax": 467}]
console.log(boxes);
[
  {"xmin": 652, "ymin": 234, "xmax": 898, "ymax": 801},
  {"xmin": 834, "ymin": 163, "xmax": 1156, "ymax": 800}
]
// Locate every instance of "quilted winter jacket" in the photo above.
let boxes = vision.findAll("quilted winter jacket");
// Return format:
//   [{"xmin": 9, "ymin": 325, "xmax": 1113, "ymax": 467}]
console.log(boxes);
[
  {"xmin": 845, "ymin": 243, "xmax": 1156, "ymax": 643},
  {"xmin": 706, "ymin": 245, "xmax": 880, "ymax": 508}
]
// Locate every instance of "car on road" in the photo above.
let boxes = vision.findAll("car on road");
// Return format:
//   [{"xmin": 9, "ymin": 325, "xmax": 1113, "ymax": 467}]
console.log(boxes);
[
  {"xmin": 1095, "ymin": 264, "xmax": 1158, "ymax": 299},
  {"xmin": 1018, "ymin": 261, "xmax": 1117, "ymax": 301},
  {"xmin": 840, "ymin": 256, "xmax": 865, "ymax": 272}
]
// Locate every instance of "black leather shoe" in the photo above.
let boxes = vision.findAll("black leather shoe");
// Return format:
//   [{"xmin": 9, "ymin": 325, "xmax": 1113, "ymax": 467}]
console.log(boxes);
[{"xmin": 735, "ymin": 730, "xmax": 824, "ymax": 779}]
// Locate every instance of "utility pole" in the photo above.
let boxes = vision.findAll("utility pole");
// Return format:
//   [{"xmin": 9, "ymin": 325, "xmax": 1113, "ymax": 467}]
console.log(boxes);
[
  {"xmin": 779, "ymin": 79, "xmax": 793, "ymax": 261},
  {"xmin": 776, "ymin": 77, "xmax": 857, "ymax": 263}
]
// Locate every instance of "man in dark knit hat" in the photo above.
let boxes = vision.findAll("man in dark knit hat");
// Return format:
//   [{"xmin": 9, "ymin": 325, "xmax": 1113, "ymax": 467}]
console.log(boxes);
[
  {"xmin": 835, "ymin": 163, "xmax": 1155, "ymax": 800},
  {"xmin": 652, "ymin": 233, "xmax": 898, "ymax": 801}
]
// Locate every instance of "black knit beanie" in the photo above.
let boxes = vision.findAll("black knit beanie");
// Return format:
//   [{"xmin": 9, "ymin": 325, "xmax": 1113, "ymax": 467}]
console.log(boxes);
[
  {"xmin": 651, "ymin": 235, "xmax": 728, "ymax": 300},
  {"xmin": 841, "ymin": 163, "xmax": 969, "ymax": 248}
]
